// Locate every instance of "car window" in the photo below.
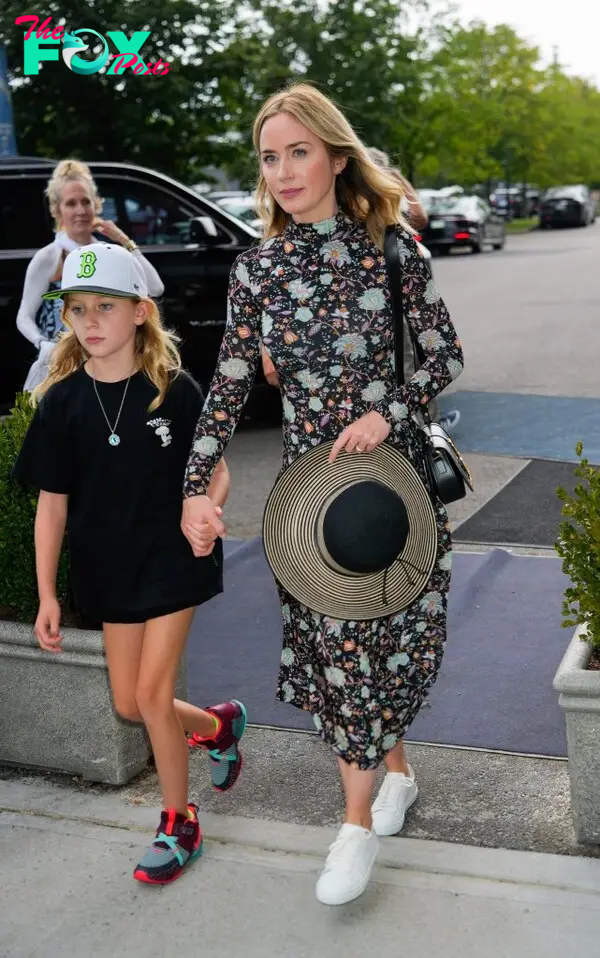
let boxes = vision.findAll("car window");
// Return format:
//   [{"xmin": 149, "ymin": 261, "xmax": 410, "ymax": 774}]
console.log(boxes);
[
  {"xmin": 0, "ymin": 177, "xmax": 54, "ymax": 250},
  {"xmin": 545, "ymin": 186, "xmax": 582, "ymax": 201},
  {"xmin": 427, "ymin": 197, "xmax": 472, "ymax": 216},
  {"xmin": 219, "ymin": 201, "xmax": 258, "ymax": 225},
  {"xmin": 95, "ymin": 179, "xmax": 200, "ymax": 246}
]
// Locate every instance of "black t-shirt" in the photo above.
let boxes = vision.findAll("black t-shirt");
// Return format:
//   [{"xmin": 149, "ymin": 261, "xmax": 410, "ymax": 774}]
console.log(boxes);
[{"xmin": 12, "ymin": 367, "xmax": 223, "ymax": 623}]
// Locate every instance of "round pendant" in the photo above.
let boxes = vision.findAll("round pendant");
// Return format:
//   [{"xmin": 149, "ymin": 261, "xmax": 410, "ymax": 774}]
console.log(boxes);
[{"xmin": 108, "ymin": 434, "xmax": 121, "ymax": 447}]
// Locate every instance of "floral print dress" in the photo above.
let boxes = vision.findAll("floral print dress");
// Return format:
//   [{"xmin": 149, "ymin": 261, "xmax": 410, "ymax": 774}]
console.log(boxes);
[{"xmin": 184, "ymin": 211, "xmax": 464, "ymax": 769}]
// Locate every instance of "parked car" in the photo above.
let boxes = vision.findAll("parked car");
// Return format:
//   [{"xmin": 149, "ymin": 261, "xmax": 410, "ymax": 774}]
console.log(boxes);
[
  {"xmin": 539, "ymin": 185, "xmax": 597, "ymax": 228},
  {"xmin": 489, "ymin": 185, "xmax": 538, "ymax": 219},
  {"xmin": 211, "ymin": 193, "xmax": 263, "ymax": 233},
  {"xmin": 420, "ymin": 195, "xmax": 505, "ymax": 254},
  {"xmin": 418, "ymin": 186, "xmax": 464, "ymax": 205},
  {"xmin": 0, "ymin": 157, "xmax": 282, "ymax": 420}
]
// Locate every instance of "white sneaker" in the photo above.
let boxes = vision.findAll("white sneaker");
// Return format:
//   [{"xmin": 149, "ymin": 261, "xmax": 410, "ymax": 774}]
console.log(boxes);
[
  {"xmin": 315, "ymin": 823, "xmax": 379, "ymax": 906},
  {"xmin": 371, "ymin": 766, "xmax": 418, "ymax": 836}
]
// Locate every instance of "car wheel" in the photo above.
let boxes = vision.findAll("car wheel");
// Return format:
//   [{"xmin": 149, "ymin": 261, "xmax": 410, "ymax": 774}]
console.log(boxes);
[
  {"xmin": 492, "ymin": 232, "xmax": 506, "ymax": 250},
  {"xmin": 471, "ymin": 233, "xmax": 482, "ymax": 254}
]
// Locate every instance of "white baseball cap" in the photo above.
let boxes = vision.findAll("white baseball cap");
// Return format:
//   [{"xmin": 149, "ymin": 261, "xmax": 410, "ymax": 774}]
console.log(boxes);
[{"xmin": 42, "ymin": 243, "xmax": 148, "ymax": 301}]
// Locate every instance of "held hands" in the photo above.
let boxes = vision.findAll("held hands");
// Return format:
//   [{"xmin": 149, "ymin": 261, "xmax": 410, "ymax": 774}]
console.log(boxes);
[
  {"xmin": 35, "ymin": 597, "xmax": 63, "ymax": 653},
  {"xmin": 181, "ymin": 495, "xmax": 227, "ymax": 557},
  {"xmin": 329, "ymin": 410, "xmax": 391, "ymax": 462}
]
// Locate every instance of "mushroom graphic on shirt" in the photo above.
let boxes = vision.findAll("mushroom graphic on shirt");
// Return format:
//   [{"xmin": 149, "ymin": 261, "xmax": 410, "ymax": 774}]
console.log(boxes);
[{"xmin": 147, "ymin": 418, "xmax": 172, "ymax": 447}]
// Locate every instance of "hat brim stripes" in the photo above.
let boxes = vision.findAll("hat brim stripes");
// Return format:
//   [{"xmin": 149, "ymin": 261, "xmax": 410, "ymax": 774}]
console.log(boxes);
[
  {"xmin": 41, "ymin": 285, "xmax": 142, "ymax": 301},
  {"xmin": 262, "ymin": 440, "xmax": 438, "ymax": 620}
]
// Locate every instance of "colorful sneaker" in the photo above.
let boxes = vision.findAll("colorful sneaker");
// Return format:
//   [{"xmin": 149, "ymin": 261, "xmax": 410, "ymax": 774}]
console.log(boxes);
[
  {"xmin": 187, "ymin": 699, "xmax": 247, "ymax": 792},
  {"xmin": 133, "ymin": 804, "xmax": 202, "ymax": 885}
]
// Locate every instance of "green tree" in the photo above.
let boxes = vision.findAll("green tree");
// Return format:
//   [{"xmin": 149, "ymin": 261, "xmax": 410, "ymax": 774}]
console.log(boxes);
[
  {"xmin": 423, "ymin": 21, "xmax": 544, "ymax": 186},
  {"xmin": 534, "ymin": 72, "xmax": 600, "ymax": 187},
  {"xmin": 212, "ymin": 0, "xmax": 434, "ymax": 185}
]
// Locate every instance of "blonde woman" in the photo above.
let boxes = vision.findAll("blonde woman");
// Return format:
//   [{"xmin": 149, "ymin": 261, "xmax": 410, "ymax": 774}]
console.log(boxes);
[
  {"xmin": 16, "ymin": 159, "xmax": 164, "ymax": 392},
  {"xmin": 12, "ymin": 244, "xmax": 247, "ymax": 885},
  {"xmin": 181, "ymin": 83, "xmax": 464, "ymax": 904}
]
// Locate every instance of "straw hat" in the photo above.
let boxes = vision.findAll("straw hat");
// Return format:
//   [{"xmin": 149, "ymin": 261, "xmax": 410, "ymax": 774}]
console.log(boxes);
[{"xmin": 263, "ymin": 441, "xmax": 438, "ymax": 619}]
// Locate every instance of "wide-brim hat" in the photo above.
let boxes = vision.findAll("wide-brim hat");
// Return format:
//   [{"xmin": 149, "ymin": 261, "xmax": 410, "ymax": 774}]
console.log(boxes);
[{"xmin": 263, "ymin": 441, "xmax": 438, "ymax": 620}]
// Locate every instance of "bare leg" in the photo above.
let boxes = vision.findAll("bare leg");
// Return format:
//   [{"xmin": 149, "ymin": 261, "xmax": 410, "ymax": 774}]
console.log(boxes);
[
  {"xmin": 103, "ymin": 622, "xmax": 217, "ymax": 736},
  {"xmin": 135, "ymin": 608, "xmax": 195, "ymax": 815},
  {"xmin": 104, "ymin": 622, "xmax": 145, "ymax": 721},
  {"xmin": 337, "ymin": 758, "xmax": 377, "ymax": 830},
  {"xmin": 175, "ymin": 699, "xmax": 218, "ymax": 738},
  {"xmin": 384, "ymin": 738, "xmax": 411, "ymax": 774}
]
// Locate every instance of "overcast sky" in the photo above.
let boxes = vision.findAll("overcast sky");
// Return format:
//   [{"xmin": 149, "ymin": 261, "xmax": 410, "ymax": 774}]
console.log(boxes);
[{"xmin": 448, "ymin": 1, "xmax": 599, "ymax": 85}]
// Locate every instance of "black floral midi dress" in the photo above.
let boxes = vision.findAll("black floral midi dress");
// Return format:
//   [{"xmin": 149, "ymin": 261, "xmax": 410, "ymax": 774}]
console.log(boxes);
[{"xmin": 184, "ymin": 212, "xmax": 464, "ymax": 769}]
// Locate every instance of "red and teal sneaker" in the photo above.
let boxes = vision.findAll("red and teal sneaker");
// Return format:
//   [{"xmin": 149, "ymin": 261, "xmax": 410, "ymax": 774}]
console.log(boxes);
[
  {"xmin": 187, "ymin": 699, "xmax": 247, "ymax": 792},
  {"xmin": 133, "ymin": 804, "xmax": 202, "ymax": 885}
]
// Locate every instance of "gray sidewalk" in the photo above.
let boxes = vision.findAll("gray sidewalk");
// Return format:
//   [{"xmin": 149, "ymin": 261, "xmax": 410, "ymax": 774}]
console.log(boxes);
[{"xmin": 2, "ymin": 777, "xmax": 600, "ymax": 958}]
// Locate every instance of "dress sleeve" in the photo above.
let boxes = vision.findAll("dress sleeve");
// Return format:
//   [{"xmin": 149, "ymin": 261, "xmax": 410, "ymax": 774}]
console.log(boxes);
[
  {"xmin": 375, "ymin": 230, "xmax": 464, "ymax": 427},
  {"xmin": 183, "ymin": 254, "xmax": 261, "ymax": 497},
  {"xmin": 11, "ymin": 391, "xmax": 72, "ymax": 494},
  {"xmin": 16, "ymin": 245, "xmax": 59, "ymax": 347},
  {"xmin": 131, "ymin": 248, "xmax": 165, "ymax": 298}
]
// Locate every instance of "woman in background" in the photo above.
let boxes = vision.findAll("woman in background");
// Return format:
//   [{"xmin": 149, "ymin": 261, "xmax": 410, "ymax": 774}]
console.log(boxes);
[{"xmin": 16, "ymin": 159, "xmax": 164, "ymax": 391}]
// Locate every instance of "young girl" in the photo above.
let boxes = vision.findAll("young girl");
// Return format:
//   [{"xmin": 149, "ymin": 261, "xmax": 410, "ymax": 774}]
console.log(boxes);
[{"xmin": 12, "ymin": 243, "xmax": 247, "ymax": 885}]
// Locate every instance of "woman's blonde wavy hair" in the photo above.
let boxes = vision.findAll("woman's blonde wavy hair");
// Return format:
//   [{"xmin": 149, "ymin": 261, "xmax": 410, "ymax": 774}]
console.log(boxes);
[
  {"xmin": 31, "ymin": 297, "xmax": 181, "ymax": 412},
  {"xmin": 46, "ymin": 159, "xmax": 103, "ymax": 229},
  {"xmin": 252, "ymin": 83, "xmax": 411, "ymax": 248}
]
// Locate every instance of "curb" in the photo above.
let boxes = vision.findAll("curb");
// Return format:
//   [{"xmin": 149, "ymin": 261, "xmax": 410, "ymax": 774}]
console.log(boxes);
[{"xmin": 2, "ymin": 778, "xmax": 600, "ymax": 896}]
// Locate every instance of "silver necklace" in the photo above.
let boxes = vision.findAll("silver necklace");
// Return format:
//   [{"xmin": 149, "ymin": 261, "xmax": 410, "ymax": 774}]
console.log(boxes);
[{"xmin": 91, "ymin": 369, "xmax": 134, "ymax": 446}]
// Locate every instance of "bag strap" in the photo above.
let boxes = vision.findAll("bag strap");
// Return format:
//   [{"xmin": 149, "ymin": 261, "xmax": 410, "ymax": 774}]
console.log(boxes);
[
  {"xmin": 383, "ymin": 225, "xmax": 405, "ymax": 387},
  {"xmin": 383, "ymin": 225, "xmax": 431, "ymax": 425}
]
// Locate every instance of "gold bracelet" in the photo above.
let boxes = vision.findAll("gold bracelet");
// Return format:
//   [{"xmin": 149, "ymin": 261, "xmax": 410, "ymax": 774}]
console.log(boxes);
[{"xmin": 125, "ymin": 239, "xmax": 138, "ymax": 252}]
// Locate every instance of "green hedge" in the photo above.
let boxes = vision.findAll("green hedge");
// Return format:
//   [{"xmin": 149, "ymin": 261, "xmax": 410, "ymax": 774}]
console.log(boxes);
[
  {"xmin": 556, "ymin": 443, "xmax": 600, "ymax": 651},
  {"xmin": 0, "ymin": 393, "xmax": 70, "ymax": 623}
]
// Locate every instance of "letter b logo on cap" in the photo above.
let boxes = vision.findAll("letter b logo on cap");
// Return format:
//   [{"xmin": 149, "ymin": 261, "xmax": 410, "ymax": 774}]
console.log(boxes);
[{"xmin": 77, "ymin": 250, "xmax": 97, "ymax": 278}]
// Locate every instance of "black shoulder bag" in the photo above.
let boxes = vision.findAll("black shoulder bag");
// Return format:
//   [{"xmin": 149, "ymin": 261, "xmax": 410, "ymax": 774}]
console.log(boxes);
[{"xmin": 383, "ymin": 225, "xmax": 473, "ymax": 505}]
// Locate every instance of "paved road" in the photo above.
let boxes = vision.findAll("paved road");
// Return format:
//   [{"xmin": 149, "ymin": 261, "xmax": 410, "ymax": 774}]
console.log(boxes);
[
  {"xmin": 432, "ymin": 222, "xmax": 600, "ymax": 398},
  {"xmin": 219, "ymin": 224, "xmax": 600, "ymax": 537}
]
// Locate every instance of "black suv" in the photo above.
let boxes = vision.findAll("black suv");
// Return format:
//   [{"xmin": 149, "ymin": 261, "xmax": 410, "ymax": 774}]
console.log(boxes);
[{"xmin": 0, "ymin": 157, "xmax": 278, "ymax": 419}]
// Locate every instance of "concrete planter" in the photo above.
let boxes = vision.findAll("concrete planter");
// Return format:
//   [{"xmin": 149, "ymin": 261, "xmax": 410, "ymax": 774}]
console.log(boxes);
[
  {"xmin": 553, "ymin": 624, "xmax": 600, "ymax": 843},
  {"xmin": 0, "ymin": 619, "xmax": 187, "ymax": 786}
]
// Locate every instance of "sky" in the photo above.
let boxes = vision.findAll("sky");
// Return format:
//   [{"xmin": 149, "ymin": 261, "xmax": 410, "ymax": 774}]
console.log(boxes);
[{"xmin": 448, "ymin": 0, "xmax": 600, "ymax": 86}]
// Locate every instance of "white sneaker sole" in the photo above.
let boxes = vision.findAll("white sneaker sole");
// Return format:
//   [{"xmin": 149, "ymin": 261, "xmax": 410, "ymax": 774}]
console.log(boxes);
[
  {"xmin": 316, "ymin": 862, "xmax": 377, "ymax": 906},
  {"xmin": 372, "ymin": 786, "xmax": 419, "ymax": 837},
  {"xmin": 315, "ymin": 840, "xmax": 379, "ymax": 906}
]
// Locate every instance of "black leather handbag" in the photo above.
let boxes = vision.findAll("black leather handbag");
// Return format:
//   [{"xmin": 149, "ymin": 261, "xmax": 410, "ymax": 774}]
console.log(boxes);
[{"xmin": 383, "ymin": 225, "xmax": 473, "ymax": 505}]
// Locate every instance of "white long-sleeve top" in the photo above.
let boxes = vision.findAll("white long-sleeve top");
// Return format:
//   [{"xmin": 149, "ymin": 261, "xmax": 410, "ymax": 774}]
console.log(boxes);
[{"xmin": 16, "ymin": 238, "xmax": 165, "ymax": 348}]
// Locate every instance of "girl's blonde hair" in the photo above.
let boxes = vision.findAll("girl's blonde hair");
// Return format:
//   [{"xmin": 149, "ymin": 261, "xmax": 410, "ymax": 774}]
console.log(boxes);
[
  {"xmin": 46, "ymin": 159, "xmax": 103, "ymax": 229},
  {"xmin": 252, "ymin": 83, "xmax": 411, "ymax": 248},
  {"xmin": 32, "ymin": 297, "xmax": 181, "ymax": 412}
]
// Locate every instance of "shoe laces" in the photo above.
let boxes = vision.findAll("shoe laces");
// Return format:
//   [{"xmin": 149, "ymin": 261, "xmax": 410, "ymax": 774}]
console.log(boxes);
[{"xmin": 324, "ymin": 826, "xmax": 367, "ymax": 870}]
